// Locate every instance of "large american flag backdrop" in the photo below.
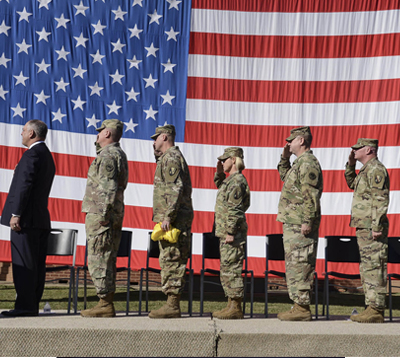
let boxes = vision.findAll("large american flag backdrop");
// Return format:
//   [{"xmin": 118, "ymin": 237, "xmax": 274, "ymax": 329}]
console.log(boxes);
[{"xmin": 0, "ymin": 0, "xmax": 399, "ymax": 278}]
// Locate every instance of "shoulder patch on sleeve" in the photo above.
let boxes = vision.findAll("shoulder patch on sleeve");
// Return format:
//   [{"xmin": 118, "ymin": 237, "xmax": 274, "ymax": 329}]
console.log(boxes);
[
  {"xmin": 165, "ymin": 162, "xmax": 181, "ymax": 183},
  {"xmin": 101, "ymin": 158, "xmax": 116, "ymax": 179},
  {"xmin": 304, "ymin": 168, "xmax": 319, "ymax": 186},
  {"xmin": 371, "ymin": 169, "xmax": 386, "ymax": 189},
  {"xmin": 229, "ymin": 185, "xmax": 244, "ymax": 204}
]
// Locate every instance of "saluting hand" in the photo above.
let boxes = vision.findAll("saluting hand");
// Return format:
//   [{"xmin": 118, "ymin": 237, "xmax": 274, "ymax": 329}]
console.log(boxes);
[
  {"xmin": 348, "ymin": 150, "xmax": 356, "ymax": 166},
  {"xmin": 282, "ymin": 143, "xmax": 291, "ymax": 158},
  {"xmin": 216, "ymin": 160, "xmax": 223, "ymax": 174}
]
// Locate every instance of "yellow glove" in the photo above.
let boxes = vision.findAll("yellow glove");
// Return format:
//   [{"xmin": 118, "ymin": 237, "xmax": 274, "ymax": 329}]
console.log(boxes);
[{"xmin": 151, "ymin": 223, "xmax": 181, "ymax": 243}]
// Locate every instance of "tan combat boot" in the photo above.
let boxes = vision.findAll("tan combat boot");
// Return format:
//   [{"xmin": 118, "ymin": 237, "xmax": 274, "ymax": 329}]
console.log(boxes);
[
  {"xmin": 350, "ymin": 306, "xmax": 384, "ymax": 323},
  {"xmin": 216, "ymin": 298, "xmax": 244, "ymax": 320},
  {"xmin": 148, "ymin": 294, "xmax": 181, "ymax": 319},
  {"xmin": 277, "ymin": 303, "xmax": 312, "ymax": 321},
  {"xmin": 80, "ymin": 292, "xmax": 116, "ymax": 318},
  {"xmin": 212, "ymin": 298, "xmax": 232, "ymax": 319}
]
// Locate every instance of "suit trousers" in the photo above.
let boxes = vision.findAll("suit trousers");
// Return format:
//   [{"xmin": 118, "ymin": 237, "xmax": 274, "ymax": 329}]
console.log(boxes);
[{"xmin": 10, "ymin": 228, "xmax": 49, "ymax": 312}]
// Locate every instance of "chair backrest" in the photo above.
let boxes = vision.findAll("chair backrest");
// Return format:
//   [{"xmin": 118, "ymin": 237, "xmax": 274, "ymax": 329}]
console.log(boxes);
[
  {"xmin": 148, "ymin": 232, "xmax": 161, "ymax": 259},
  {"xmin": 47, "ymin": 228, "xmax": 78, "ymax": 265},
  {"xmin": 388, "ymin": 237, "xmax": 400, "ymax": 264},
  {"xmin": 202, "ymin": 233, "xmax": 221, "ymax": 263},
  {"xmin": 325, "ymin": 236, "xmax": 360, "ymax": 263},
  {"xmin": 266, "ymin": 234, "xmax": 285, "ymax": 262},
  {"xmin": 117, "ymin": 230, "xmax": 133, "ymax": 257}
]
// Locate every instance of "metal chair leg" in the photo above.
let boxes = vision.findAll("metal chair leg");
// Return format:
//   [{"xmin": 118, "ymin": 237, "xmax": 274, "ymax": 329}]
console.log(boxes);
[
  {"xmin": 200, "ymin": 270, "xmax": 204, "ymax": 317},
  {"xmin": 138, "ymin": 269, "xmax": 144, "ymax": 315}
]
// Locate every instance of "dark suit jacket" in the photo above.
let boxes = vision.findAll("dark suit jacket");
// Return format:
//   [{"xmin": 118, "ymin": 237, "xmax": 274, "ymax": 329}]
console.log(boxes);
[{"xmin": 1, "ymin": 142, "xmax": 56, "ymax": 230}]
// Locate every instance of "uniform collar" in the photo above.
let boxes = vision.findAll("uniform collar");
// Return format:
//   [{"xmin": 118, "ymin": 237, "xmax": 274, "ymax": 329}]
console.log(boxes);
[
  {"xmin": 97, "ymin": 142, "xmax": 119, "ymax": 154},
  {"xmin": 359, "ymin": 156, "xmax": 378, "ymax": 173},
  {"xmin": 160, "ymin": 145, "xmax": 178, "ymax": 158},
  {"xmin": 293, "ymin": 149, "xmax": 312, "ymax": 163}
]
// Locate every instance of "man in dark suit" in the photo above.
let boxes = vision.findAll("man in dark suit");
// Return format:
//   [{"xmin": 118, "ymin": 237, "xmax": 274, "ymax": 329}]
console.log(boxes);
[{"xmin": 1, "ymin": 120, "xmax": 55, "ymax": 317}]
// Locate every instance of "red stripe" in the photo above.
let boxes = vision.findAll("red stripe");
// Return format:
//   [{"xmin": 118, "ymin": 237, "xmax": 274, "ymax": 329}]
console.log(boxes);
[
  {"xmin": 187, "ymin": 77, "xmax": 400, "ymax": 103},
  {"xmin": 192, "ymin": 0, "xmax": 400, "ymax": 12},
  {"xmin": 185, "ymin": 122, "xmax": 400, "ymax": 148},
  {"xmin": 3, "ymin": 193, "xmax": 399, "ymax": 237},
  {"xmin": 2, "ymin": 146, "xmax": 399, "ymax": 191},
  {"xmin": 189, "ymin": 32, "xmax": 400, "ymax": 59}
]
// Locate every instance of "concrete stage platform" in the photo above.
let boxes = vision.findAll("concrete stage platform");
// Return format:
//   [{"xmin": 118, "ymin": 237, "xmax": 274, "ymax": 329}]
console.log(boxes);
[{"xmin": 0, "ymin": 311, "xmax": 399, "ymax": 357}]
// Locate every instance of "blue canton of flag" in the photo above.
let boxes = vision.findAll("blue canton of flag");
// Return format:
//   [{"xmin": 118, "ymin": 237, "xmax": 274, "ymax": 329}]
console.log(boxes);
[{"xmin": 0, "ymin": 0, "xmax": 191, "ymax": 142}]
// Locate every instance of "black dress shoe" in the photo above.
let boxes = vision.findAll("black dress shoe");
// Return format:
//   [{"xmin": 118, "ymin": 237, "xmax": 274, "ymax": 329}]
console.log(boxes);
[{"xmin": 1, "ymin": 309, "xmax": 39, "ymax": 317}]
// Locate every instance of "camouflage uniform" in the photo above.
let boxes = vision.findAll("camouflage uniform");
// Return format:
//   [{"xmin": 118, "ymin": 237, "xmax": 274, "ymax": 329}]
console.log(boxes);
[
  {"xmin": 345, "ymin": 138, "xmax": 390, "ymax": 310},
  {"xmin": 82, "ymin": 121, "xmax": 128, "ymax": 298},
  {"xmin": 152, "ymin": 128, "xmax": 193, "ymax": 296},
  {"xmin": 277, "ymin": 128, "xmax": 323, "ymax": 305},
  {"xmin": 214, "ymin": 155, "xmax": 250, "ymax": 298}
]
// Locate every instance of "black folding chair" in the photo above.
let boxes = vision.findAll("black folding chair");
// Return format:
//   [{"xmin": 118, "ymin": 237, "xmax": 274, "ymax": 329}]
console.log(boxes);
[
  {"xmin": 387, "ymin": 237, "xmax": 400, "ymax": 321},
  {"xmin": 138, "ymin": 232, "xmax": 193, "ymax": 316},
  {"xmin": 200, "ymin": 232, "xmax": 254, "ymax": 317},
  {"xmin": 74, "ymin": 230, "xmax": 133, "ymax": 315},
  {"xmin": 323, "ymin": 235, "xmax": 361, "ymax": 320},
  {"xmin": 264, "ymin": 234, "xmax": 318, "ymax": 318},
  {"xmin": 46, "ymin": 228, "xmax": 78, "ymax": 314}
]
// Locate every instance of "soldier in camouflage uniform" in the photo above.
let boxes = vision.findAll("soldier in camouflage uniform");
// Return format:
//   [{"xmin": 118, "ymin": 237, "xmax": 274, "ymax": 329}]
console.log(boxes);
[
  {"xmin": 149, "ymin": 124, "xmax": 194, "ymax": 319},
  {"xmin": 276, "ymin": 126, "xmax": 323, "ymax": 321},
  {"xmin": 345, "ymin": 138, "xmax": 390, "ymax": 323},
  {"xmin": 212, "ymin": 147, "xmax": 250, "ymax": 320},
  {"xmin": 81, "ymin": 120, "xmax": 128, "ymax": 317}
]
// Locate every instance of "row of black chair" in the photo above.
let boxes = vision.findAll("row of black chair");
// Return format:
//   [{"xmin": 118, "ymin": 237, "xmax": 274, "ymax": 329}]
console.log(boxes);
[
  {"xmin": 45, "ymin": 229, "xmax": 400, "ymax": 319},
  {"xmin": 45, "ymin": 230, "xmax": 254, "ymax": 316},
  {"xmin": 138, "ymin": 232, "xmax": 254, "ymax": 317},
  {"xmin": 265, "ymin": 234, "xmax": 400, "ymax": 321}
]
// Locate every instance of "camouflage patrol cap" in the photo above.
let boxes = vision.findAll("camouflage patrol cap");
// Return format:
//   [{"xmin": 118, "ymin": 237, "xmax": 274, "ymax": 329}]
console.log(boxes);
[
  {"xmin": 96, "ymin": 119, "xmax": 123, "ymax": 133},
  {"xmin": 351, "ymin": 138, "xmax": 379, "ymax": 149},
  {"xmin": 286, "ymin": 126, "xmax": 311, "ymax": 142},
  {"xmin": 151, "ymin": 124, "xmax": 176, "ymax": 139},
  {"xmin": 217, "ymin": 147, "xmax": 244, "ymax": 161}
]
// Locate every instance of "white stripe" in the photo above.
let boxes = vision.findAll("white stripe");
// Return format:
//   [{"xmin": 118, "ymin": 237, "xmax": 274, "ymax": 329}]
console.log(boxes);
[
  {"xmin": 2, "ymin": 169, "xmax": 399, "ymax": 216},
  {"xmin": 191, "ymin": 9, "xmax": 400, "ymax": 36},
  {"xmin": 1, "ymin": 123, "xmax": 399, "ymax": 171},
  {"xmin": 186, "ymin": 99, "xmax": 400, "ymax": 126},
  {"xmin": 181, "ymin": 145, "xmax": 400, "ymax": 171},
  {"xmin": 188, "ymin": 54, "xmax": 400, "ymax": 81}
]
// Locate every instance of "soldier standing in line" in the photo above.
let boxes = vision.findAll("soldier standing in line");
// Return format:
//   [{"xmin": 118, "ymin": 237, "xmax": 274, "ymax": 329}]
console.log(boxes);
[
  {"xmin": 149, "ymin": 124, "xmax": 194, "ymax": 319},
  {"xmin": 276, "ymin": 126, "xmax": 323, "ymax": 321},
  {"xmin": 212, "ymin": 147, "xmax": 250, "ymax": 320},
  {"xmin": 346, "ymin": 138, "xmax": 390, "ymax": 323},
  {"xmin": 81, "ymin": 119, "xmax": 129, "ymax": 318}
]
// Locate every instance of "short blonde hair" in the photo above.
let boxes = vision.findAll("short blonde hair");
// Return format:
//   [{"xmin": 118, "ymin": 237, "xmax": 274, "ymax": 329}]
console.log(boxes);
[{"xmin": 234, "ymin": 157, "xmax": 245, "ymax": 172}]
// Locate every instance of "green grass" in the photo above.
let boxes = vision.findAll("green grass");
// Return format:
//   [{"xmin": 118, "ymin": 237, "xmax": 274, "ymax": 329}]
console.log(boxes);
[{"xmin": 1, "ymin": 283, "xmax": 399, "ymax": 317}]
